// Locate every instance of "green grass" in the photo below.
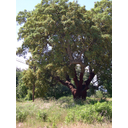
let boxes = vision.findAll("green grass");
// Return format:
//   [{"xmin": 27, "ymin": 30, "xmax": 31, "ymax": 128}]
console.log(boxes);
[{"xmin": 16, "ymin": 96, "xmax": 112, "ymax": 128}]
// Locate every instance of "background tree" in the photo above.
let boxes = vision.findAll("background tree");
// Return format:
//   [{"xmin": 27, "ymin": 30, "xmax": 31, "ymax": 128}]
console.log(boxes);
[
  {"xmin": 97, "ymin": 65, "xmax": 112, "ymax": 97},
  {"xmin": 16, "ymin": 68, "xmax": 28, "ymax": 99},
  {"xmin": 16, "ymin": 0, "xmax": 112, "ymax": 100},
  {"xmin": 16, "ymin": 68, "xmax": 22, "ymax": 87},
  {"xmin": 22, "ymin": 57, "xmax": 52, "ymax": 101}
]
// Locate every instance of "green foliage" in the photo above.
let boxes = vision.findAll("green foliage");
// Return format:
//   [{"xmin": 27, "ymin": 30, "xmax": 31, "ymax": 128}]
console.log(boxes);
[
  {"xmin": 45, "ymin": 84, "xmax": 71, "ymax": 99},
  {"xmin": 98, "ymin": 66, "xmax": 112, "ymax": 97},
  {"xmin": 16, "ymin": 96, "xmax": 112, "ymax": 126},
  {"xmin": 21, "ymin": 67, "xmax": 49, "ymax": 99},
  {"xmin": 95, "ymin": 90, "xmax": 103, "ymax": 99},
  {"xmin": 64, "ymin": 100, "xmax": 112, "ymax": 123},
  {"xmin": 94, "ymin": 101, "xmax": 112, "ymax": 119},
  {"xmin": 16, "ymin": 0, "xmax": 112, "ymax": 98},
  {"xmin": 16, "ymin": 68, "xmax": 22, "ymax": 87},
  {"xmin": 16, "ymin": 0, "xmax": 111, "ymax": 70},
  {"xmin": 22, "ymin": 69, "xmax": 36, "ymax": 88},
  {"xmin": 57, "ymin": 96, "xmax": 73, "ymax": 104},
  {"xmin": 16, "ymin": 68, "xmax": 38, "ymax": 100},
  {"xmin": 24, "ymin": 89, "xmax": 32, "ymax": 100},
  {"xmin": 36, "ymin": 110, "xmax": 48, "ymax": 122},
  {"xmin": 86, "ymin": 97, "xmax": 98, "ymax": 104},
  {"xmin": 16, "ymin": 68, "xmax": 28, "ymax": 99},
  {"xmin": 87, "ymin": 84, "xmax": 97, "ymax": 97},
  {"xmin": 65, "ymin": 111, "xmax": 75, "ymax": 123},
  {"xmin": 16, "ymin": 82, "xmax": 28, "ymax": 99},
  {"xmin": 16, "ymin": 107, "xmax": 28, "ymax": 122}
]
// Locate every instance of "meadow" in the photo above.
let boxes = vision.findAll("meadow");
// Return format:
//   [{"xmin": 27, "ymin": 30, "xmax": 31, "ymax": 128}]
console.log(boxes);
[{"xmin": 16, "ymin": 96, "xmax": 112, "ymax": 128}]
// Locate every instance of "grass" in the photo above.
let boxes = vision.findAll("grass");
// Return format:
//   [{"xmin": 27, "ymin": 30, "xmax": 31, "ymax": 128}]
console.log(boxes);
[{"xmin": 16, "ymin": 96, "xmax": 112, "ymax": 128}]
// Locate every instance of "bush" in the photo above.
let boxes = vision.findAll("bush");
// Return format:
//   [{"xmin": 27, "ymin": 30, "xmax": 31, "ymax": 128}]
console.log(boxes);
[
  {"xmin": 16, "ymin": 82, "xmax": 28, "ymax": 99},
  {"xmin": 64, "ymin": 100, "xmax": 112, "ymax": 123},
  {"xmin": 16, "ymin": 107, "xmax": 28, "ymax": 122},
  {"xmin": 36, "ymin": 110, "xmax": 48, "ymax": 122},
  {"xmin": 25, "ymin": 90, "xmax": 32, "ymax": 100},
  {"xmin": 57, "ymin": 96, "xmax": 73, "ymax": 104},
  {"xmin": 95, "ymin": 90, "xmax": 103, "ymax": 99},
  {"xmin": 65, "ymin": 111, "xmax": 75, "ymax": 123},
  {"xmin": 45, "ymin": 84, "xmax": 71, "ymax": 99},
  {"xmin": 16, "ymin": 68, "xmax": 28, "ymax": 99},
  {"xmin": 94, "ymin": 101, "xmax": 112, "ymax": 119}
]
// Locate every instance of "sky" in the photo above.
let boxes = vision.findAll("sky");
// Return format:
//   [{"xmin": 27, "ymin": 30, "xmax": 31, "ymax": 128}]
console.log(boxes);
[{"xmin": 16, "ymin": 0, "xmax": 100, "ymax": 69}]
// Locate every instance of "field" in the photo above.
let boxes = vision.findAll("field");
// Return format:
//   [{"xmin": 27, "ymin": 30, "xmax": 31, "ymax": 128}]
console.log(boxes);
[{"xmin": 16, "ymin": 96, "xmax": 112, "ymax": 128}]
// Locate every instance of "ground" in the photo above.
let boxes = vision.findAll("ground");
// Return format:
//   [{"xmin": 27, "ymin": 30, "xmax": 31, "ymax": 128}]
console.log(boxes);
[{"xmin": 16, "ymin": 96, "xmax": 112, "ymax": 128}]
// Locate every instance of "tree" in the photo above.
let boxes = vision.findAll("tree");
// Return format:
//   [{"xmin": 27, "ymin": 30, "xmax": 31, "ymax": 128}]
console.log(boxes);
[
  {"xmin": 16, "ymin": 0, "xmax": 112, "ymax": 100},
  {"xmin": 97, "ymin": 65, "xmax": 112, "ymax": 97},
  {"xmin": 16, "ymin": 68, "xmax": 22, "ymax": 87},
  {"xmin": 16, "ymin": 68, "xmax": 28, "ymax": 99},
  {"xmin": 22, "ymin": 58, "xmax": 50, "ymax": 101},
  {"xmin": 22, "ymin": 66, "xmax": 36, "ymax": 102}
]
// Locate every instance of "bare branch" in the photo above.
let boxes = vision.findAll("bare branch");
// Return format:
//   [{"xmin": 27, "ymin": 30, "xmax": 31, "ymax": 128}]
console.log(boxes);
[{"xmin": 54, "ymin": 76, "xmax": 76, "ymax": 89}]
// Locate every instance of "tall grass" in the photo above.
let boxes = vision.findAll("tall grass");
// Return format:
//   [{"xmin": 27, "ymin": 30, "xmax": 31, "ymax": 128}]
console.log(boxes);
[{"xmin": 16, "ymin": 96, "xmax": 112, "ymax": 128}]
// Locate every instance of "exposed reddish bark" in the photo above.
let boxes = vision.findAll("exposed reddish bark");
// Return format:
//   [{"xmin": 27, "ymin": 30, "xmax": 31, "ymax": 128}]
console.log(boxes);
[
  {"xmin": 79, "ymin": 72, "xmax": 83, "ymax": 89},
  {"xmin": 55, "ymin": 77, "xmax": 76, "ymax": 96},
  {"xmin": 73, "ymin": 68, "xmax": 79, "ymax": 88},
  {"xmin": 56, "ymin": 68, "xmax": 95, "ymax": 100},
  {"xmin": 73, "ymin": 71, "xmax": 95, "ymax": 100},
  {"xmin": 81, "ymin": 72, "xmax": 95, "ymax": 100}
]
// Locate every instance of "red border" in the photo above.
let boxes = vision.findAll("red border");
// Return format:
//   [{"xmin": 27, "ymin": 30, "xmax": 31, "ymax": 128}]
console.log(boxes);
[{"xmin": 0, "ymin": 0, "xmax": 16, "ymax": 128}]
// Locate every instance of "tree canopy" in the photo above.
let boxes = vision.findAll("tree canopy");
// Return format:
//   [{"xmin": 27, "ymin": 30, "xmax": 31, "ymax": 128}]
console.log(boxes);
[{"xmin": 16, "ymin": 0, "xmax": 112, "ymax": 100}]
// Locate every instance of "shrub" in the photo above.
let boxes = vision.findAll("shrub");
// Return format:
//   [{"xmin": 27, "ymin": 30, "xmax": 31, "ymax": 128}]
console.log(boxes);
[
  {"xmin": 94, "ymin": 101, "xmax": 112, "ymax": 119},
  {"xmin": 45, "ymin": 84, "xmax": 71, "ymax": 99},
  {"xmin": 95, "ymin": 90, "xmax": 103, "ymax": 99},
  {"xmin": 86, "ymin": 97, "xmax": 98, "ymax": 104},
  {"xmin": 16, "ymin": 82, "xmax": 28, "ymax": 99},
  {"xmin": 16, "ymin": 107, "xmax": 28, "ymax": 122},
  {"xmin": 74, "ymin": 99, "xmax": 85, "ymax": 105},
  {"xmin": 57, "ymin": 96, "xmax": 73, "ymax": 104},
  {"xmin": 36, "ymin": 110, "xmax": 48, "ymax": 122},
  {"xmin": 24, "ymin": 89, "xmax": 32, "ymax": 100},
  {"xmin": 64, "ymin": 100, "xmax": 112, "ymax": 123},
  {"xmin": 65, "ymin": 111, "xmax": 75, "ymax": 123}
]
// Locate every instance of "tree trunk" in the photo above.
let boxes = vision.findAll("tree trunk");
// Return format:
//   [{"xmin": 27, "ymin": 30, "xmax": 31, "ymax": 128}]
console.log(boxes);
[
  {"xmin": 56, "ymin": 68, "xmax": 95, "ymax": 101},
  {"xmin": 32, "ymin": 66, "xmax": 36, "ymax": 102},
  {"xmin": 32, "ymin": 83, "xmax": 35, "ymax": 102},
  {"xmin": 73, "ymin": 70, "xmax": 95, "ymax": 100}
]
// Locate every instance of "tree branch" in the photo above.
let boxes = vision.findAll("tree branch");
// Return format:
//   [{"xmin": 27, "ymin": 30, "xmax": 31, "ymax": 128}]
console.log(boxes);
[
  {"xmin": 79, "ymin": 72, "xmax": 83, "ymax": 88},
  {"xmin": 79, "ymin": 64, "xmax": 86, "ymax": 89},
  {"xmin": 85, "ymin": 72, "xmax": 95, "ymax": 85},
  {"xmin": 82, "ymin": 71, "xmax": 95, "ymax": 94},
  {"xmin": 66, "ymin": 73, "xmax": 71, "ymax": 82},
  {"xmin": 73, "ymin": 68, "xmax": 79, "ymax": 88},
  {"xmin": 54, "ymin": 76, "xmax": 76, "ymax": 90}
]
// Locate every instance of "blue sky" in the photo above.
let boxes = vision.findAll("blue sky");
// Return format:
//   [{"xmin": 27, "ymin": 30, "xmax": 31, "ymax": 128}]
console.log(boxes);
[{"xmin": 16, "ymin": 0, "xmax": 101, "ymax": 69}]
